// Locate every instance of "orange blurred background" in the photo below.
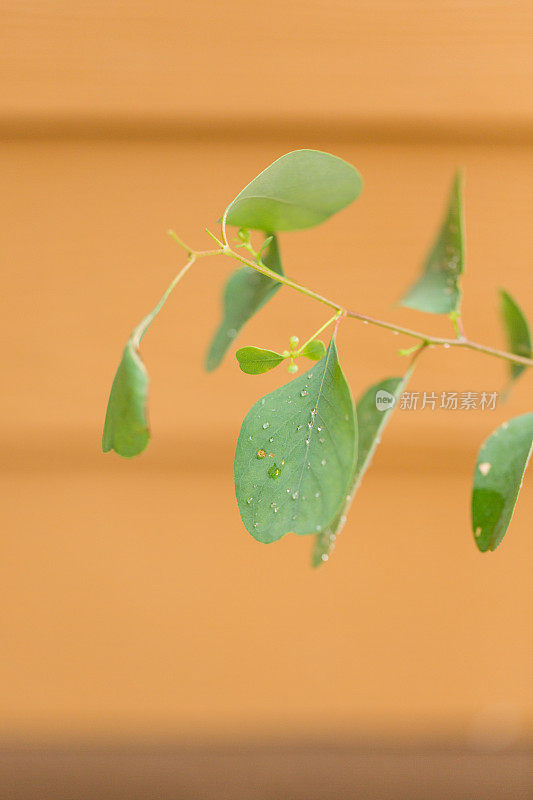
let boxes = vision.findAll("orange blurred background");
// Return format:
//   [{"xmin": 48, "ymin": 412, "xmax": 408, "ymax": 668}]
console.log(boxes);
[{"xmin": 1, "ymin": 2, "xmax": 532, "ymax": 796}]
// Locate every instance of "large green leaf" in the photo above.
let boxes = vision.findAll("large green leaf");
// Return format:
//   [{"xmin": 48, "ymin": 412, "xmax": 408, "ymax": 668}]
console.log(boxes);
[
  {"xmin": 224, "ymin": 150, "xmax": 363, "ymax": 232},
  {"xmin": 313, "ymin": 372, "xmax": 410, "ymax": 566},
  {"xmin": 236, "ymin": 346, "xmax": 285, "ymax": 375},
  {"xmin": 205, "ymin": 235, "xmax": 284, "ymax": 371},
  {"xmin": 234, "ymin": 338, "xmax": 357, "ymax": 544},
  {"xmin": 472, "ymin": 413, "xmax": 533, "ymax": 552},
  {"xmin": 400, "ymin": 171, "xmax": 464, "ymax": 314},
  {"xmin": 102, "ymin": 308, "xmax": 158, "ymax": 458},
  {"xmin": 499, "ymin": 289, "xmax": 531, "ymax": 383}
]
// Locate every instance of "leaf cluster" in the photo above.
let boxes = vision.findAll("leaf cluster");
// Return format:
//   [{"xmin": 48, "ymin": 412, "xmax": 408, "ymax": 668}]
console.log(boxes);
[{"xmin": 103, "ymin": 150, "xmax": 532, "ymax": 565}]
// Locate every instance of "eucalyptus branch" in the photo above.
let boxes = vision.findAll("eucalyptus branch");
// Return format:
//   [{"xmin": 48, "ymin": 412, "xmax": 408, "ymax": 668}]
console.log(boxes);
[
  {"xmin": 218, "ymin": 244, "xmax": 533, "ymax": 370},
  {"xmin": 104, "ymin": 149, "xmax": 532, "ymax": 562},
  {"xmin": 167, "ymin": 232, "xmax": 533, "ymax": 370}
]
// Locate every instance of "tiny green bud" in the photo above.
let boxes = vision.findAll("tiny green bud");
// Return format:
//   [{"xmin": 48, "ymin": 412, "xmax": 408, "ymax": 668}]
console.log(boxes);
[
  {"xmin": 289, "ymin": 335, "xmax": 299, "ymax": 349},
  {"xmin": 288, "ymin": 363, "xmax": 298, "ymax": 374}
]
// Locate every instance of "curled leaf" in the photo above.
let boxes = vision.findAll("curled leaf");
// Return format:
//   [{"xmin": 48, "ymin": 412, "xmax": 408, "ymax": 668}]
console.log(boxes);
[
  {"xmin": 400, "ymin": 171, "xmax": 464, "ymax": 315},
  {"xmin": 205, "ymin": 235, "xmax": 284, "ymax": 371},
  {"xmin": 102, "ymin": 312, "xmax": 156, "ymax": 458},
  {"xmin": 499, "ymin": 289, "xmax": 531, "ymax": 383},
  {"xmin": 472, "ymin": 413, "xmax": 533, "ymax": 552},
  {"xmin": 313, "ymin": 367, "xmax": 416, "ymax": 567}
]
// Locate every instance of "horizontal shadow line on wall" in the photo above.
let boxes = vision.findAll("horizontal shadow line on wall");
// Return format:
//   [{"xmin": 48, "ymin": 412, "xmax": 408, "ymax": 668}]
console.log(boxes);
[
  {"xmin": 1, "ymin": 114, "xmax": 532, "ymax": 145},
  {"xmin": 1, "ymin": 434, "xmax": 479, "ymax": 475}
]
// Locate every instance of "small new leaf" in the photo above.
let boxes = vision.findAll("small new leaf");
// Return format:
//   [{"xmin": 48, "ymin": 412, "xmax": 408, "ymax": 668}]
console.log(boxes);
[
  {"xmin": 224, "ymin": 150, "xmax": 363, "ymax": 232},
  {"xmin": 102, "ymin": 311, "xmax": 157, "ymax": 458},
  {"xmin": 236, "ymin": 346, "xmax": 285, "ymax": 375},
  {"xmin": 300, "ymin": 339, "xmax": 326, "ymax": 361},
  {"xmin": 234, "ymin": 338, "xmax": 357, "ymax": 544},
  {"xmin": 313, "ymin": 374, "xmax": 409, "ymax": 566},
  {"xmin": 205, "ymin": 235, "xmax": 284, "ymax": 371},
  {"xmin": 499, "ymin": 289, "xmax": 531, "ymax": 383},
  {"xmin": 472, "ymin": 412, "xmax": 533, "ymax": 552},
  {"xmin": 400, "ymin": 171, "xmax": 464, "ymax": 315}
]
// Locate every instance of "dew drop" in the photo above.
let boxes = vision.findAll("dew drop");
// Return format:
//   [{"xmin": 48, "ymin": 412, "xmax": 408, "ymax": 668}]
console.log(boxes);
[
  {"xmin": 270, "ymin": 502, "xmax": 277, "ymax": 508},
  {"xmin": 444, "ymin": 343, "xmax": 450, "ymax": 349},
  {"xmin": 248, "ymin": 435, "xmax": 253, "ymax": 441},
  {"xmin": 321, "ymin": 459, "xmax": 327, "ymax": 466},
  {"xmin": 300, "ymin": 389, "xmax": 308, "ymax": 397},
  {"xmin": 314, "ymin": 491, "xmax": 320, "ymax": 498},
  {"xmin": 319, "ymin": 437, "xmax": 325, "ymax": 444},
  {"xmin": 269, "ymin": 436, "xmax": 274, "ymax": 442},
  {"xmin": 308, "ymin": 373, "xmax": 313, "ymax": 379},
  {"xmin": 305, "ymin": 437, "xmax": 310, "ymax": 445},
  {"xmin": 479, "ymin": 462, "xmax": 491, "ymax": 476},
  {"xmin": 262, "ymin": 422, "xmax": 270, "ymax": 429},
  {"xmin": 273, "ymin": 507, "xmax": 278, "ymax": 513},
  {"xmin": 227, "ymin": 328, "xmax": 237, "ymax": 338},
  {"xmin": 321, "ymin": 553, "xmax": 329, "ymax": 561},
  {"xmin": 393, "ymin": 331, "xmax": 399, "ymax": 336},
  {"xmin": 474, "ymin": 527, "xmax": 482, "ymax": 538},
  {"xmin": 316, "ymin": 525, "xmax": 322, "ymax": 532},
  {"xmin": 292, "ymin": 491, "xmax": 299, "ymax": 500},
  {"xmin": 292, "ymin": 514, "xmax": 297, "ymax": 520},
  {"xmin": 317, "ymin": 425, "xmax": 322, "ymax": 432},
  {"xmin": 261, "ymin": 398, "xmax": 265, "ymax": 406},
  {"xmin": 253, "ymin": 522, "xmax": 258, "ymax": 529},
  {"xmin": 297, "ymin": 424, "xmax": 303, "ymax": 431}
]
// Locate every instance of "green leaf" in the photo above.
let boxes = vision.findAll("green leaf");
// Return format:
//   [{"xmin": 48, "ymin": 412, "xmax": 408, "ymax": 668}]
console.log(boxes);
[
  {"xmin": 102, "ymin": 309, "xmax": 158, "ymax": 458},
  {"xmin": 400, "ymin": 171, "xmax": 464, "ymax": 314},
  {"xmin": 205, "ymin": 235, "xmax": 284, "ymax": 371},
  {"xmin": 313, "ymin": 368, "xmax": 415, "ymax": 567},
  {"xmin": 236, "ymin": 346, "xmax": 285, "ymax": 375},
  {"xmin": 300, "ymin": 339, "xmax": 326, "ymax": 361},
  {"xmin": 224, "ymin": 150, "xmax": 363, "ymax": 232},
  {"xmin": 499, "ymin": 289, "xmax": 531, "ymax": 382},
  {"xmin": 234, "ymin": 337, "xmax": 357, "ymax": 544},
  {"xmin": 472, "ymin": 412, "xmax": 533, "ymax": 552}
]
